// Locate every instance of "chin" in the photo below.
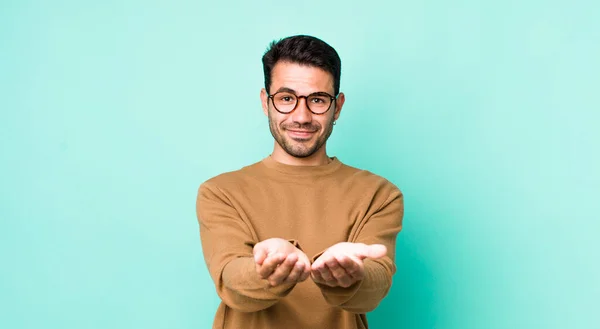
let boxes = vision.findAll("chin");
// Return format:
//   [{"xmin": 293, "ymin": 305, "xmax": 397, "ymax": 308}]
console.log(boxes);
[
  {"xmin": 283, "ymin": 142, "xmax": 317, "ymax": 158},
  {"xmin": 290, "ymin": 150, "xmax": 317, "ymax": 158}
]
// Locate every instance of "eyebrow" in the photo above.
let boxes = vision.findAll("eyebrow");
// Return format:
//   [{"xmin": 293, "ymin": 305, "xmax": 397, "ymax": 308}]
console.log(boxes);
[
  {"xmin": 272, "ymin": 87, "xmax": 334, "ymax": 96},
  {"xmin": 273, "ymin": 87, "xmax": 296, "ymax": 94}
]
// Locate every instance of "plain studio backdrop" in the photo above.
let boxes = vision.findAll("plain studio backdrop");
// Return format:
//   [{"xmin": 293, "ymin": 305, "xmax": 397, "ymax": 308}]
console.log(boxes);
[{"xmin": 1, "ymin": 1, "xmax": 598, "ymax": 328}]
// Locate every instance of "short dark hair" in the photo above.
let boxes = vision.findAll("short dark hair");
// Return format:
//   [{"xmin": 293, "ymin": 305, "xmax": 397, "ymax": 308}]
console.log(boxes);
[{"xmin": 262, "ymin": 35, "xmax": 341, "ymax": 95}]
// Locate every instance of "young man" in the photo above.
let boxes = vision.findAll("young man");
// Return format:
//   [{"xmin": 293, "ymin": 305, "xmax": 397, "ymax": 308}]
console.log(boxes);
[{"xmin": 196, "ymin": 35, "xmax": 404, "ymax": 329}]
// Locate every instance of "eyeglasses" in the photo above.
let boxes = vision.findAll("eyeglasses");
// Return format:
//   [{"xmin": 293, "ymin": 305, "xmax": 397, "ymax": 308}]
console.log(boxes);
[{"xmin": 268, "ymin": 91, "xmax": 336, "ymax": 115}]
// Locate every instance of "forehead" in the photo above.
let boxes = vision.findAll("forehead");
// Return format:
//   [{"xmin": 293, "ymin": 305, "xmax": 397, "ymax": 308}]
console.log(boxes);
[{"xmin": 270, "ymin": 61, "xmax": 334, "ymax": 94}]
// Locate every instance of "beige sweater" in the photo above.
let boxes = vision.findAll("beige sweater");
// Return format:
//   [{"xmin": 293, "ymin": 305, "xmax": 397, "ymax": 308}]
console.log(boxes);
[{"xmin": 196, "ymin": 156, "xmax": 404, "ymax": 329}]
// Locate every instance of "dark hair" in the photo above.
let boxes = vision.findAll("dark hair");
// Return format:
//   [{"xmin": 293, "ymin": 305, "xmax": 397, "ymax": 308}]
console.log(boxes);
[{"xmin": 262, "ymin": 35, "xmax": 341, "ymax": 95}]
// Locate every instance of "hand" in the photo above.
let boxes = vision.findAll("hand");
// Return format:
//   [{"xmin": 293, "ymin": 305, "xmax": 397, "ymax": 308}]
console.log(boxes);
[
  {"xmin": 311, "ymin": 242, "xmax": 387, "ymax": 288},
  {"xmin": 253, "ymin": 238, "xmax": 311, "ymax": 287}
]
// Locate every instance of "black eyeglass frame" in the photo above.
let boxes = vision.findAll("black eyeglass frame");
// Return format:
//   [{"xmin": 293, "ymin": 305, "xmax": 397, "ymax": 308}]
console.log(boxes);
[{"xmin": 268, "ymin": 91, "xmax": 337, "ymax": 115}]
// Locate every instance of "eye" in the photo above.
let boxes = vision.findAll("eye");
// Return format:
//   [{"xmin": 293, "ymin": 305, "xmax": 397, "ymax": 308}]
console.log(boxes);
[
  {"xmin": 276, "ymin": 93, "xmax": 296, "ymax": 103},
  {"xmin": 310, "ymin": 96, "xmax": 327, "ymax": 103}
]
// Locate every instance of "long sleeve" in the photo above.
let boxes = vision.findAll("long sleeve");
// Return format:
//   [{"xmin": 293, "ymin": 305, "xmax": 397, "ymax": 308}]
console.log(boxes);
[
  {"xmin": 196, "ymin": 182, "xmax": 297, "ymax": 312},
  {"xmin": 314, "ymin": 185, "xmax": 404, "ymax": 313}
]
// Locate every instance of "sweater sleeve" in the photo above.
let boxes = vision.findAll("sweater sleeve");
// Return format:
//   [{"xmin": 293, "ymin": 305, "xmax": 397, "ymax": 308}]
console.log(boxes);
[
  {"xmin": 196, "ymin": 182, "xmax": 297, "ymax": 312},
  {"xmin": 313, "ymin": 185, "xmax": 404, "ymax": 313}
]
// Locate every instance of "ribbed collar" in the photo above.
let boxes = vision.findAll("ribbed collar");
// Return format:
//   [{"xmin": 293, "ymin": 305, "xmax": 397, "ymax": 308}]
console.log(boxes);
[{"xmin": 260, "ymin": 155, "xmax": 343, "ymax": 177}]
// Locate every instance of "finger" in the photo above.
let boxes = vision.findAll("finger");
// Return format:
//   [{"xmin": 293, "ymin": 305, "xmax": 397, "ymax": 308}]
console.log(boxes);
[
  {"xmin": 356, "ymin": 244, "xmax": 387, "ymax": 260},
  {"xmin": 325, "ymin": 261, "xmax": 354, "ymax": 288},
  {"xmin": 284, "ymin": 261, "xmax": 305, "ymax": 284},
  {"xmin": 299, "ymin": 262, "xmax": 311, "ymax": 282},
  {"xmin": 336, "ymin": 276, "xmax": 354, "ymax": 288},
  {"xmin": 311, "ymin": 268, "xmax": 325, "ymax": 284},
  {"xmin": 253, "ymin": 248, "xmax": 268, "ymax": 265},
  {"xmin": 258, "ymin": 253, "xmax": 285, "ymax": 278},
  {"xmin": 325, "ymin": 256, "xmax": 347, "ymax": 281},
  {"xmin": 366, "ymin": 244, "xmax": 387, "ymax": 258},
  {"xmin": 311, "ymin": 258, "xmax": 324, "ymax": 270},
  {"xmin": 317, "ymin": 262, "xmax": 335, "ymax": 282},
  {"xmin": 268, "ymin": 253, "xmax": 297, "ymax": 286},
  {"xmin": 257, "ymin": 253, "xmax": 285, "ymax": 278},
  {"xmin": 323, "ymin": 269, "xmax": 342, "ymax": 287},
  {"xmin": 299, "ymin": 269, "xmax": 310, "ymax": 282},
  {"xmin": 311, "ymin": 267, "xmax": 338, "ymax": 287},
  {"xmin": 336, "ymin": 255, "xmax": 364, "ymax": 282},
  {"xmin": 296, "ymin": 255, "xmax": 311, "ymax": 282},
  {"xmin": 314, "ymin": 254, "xmax": 336, "ymax": 283},
  {"xmin": 268, "ymin": 253, "xmax": 298, "ymax": 286}
]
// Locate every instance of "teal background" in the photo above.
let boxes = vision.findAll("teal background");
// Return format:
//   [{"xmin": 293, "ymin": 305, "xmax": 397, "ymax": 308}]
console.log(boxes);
[{"xmin": 1, "ymin": 0, "xmax": 599, "ymax": 328}]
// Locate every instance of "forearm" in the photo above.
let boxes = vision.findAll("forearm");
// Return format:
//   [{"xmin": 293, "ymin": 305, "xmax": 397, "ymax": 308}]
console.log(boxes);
[
  {"xmin": 316, "ymin": 259, "xmax": 392, "ymax": 313},
  {"xmin": 218, "ymin": 256, "xmax": 296, "ymax": 312}
]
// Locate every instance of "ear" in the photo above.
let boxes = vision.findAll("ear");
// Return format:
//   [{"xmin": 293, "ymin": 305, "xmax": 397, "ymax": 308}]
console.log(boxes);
[
  {"xmin": 333, "ymin": 92, "xmax": 345, "ymax": 121},
  {"xmin": 260, "ymin": 88, "xmax": 269, "ymax": 116}
]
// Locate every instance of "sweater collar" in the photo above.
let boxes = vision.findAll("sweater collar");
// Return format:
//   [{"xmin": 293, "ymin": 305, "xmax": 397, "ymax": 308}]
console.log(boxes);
[{"xmin": 261, "ymin": 155, "xmax": 343, "ymax": 176}]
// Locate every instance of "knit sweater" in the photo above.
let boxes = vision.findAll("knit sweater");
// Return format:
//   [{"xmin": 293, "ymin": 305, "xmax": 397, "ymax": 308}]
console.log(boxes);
[{"xmin": 195, "ymin": 156, "xmax": 404, "ymax": 329}]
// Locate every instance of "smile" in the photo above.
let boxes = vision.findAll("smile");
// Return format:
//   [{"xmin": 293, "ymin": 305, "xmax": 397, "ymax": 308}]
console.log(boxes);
[{"xmin": 287, "ymin": 130, "xmax": 316, "ymax": 139}]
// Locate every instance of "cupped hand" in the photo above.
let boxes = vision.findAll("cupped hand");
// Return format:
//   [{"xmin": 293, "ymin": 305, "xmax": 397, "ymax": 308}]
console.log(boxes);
[
  {"xmin": 253, "ymin": 238, "xmax": 311, "ymax": 287},
  {"xmin": 311, "ymin": 242, "xmax": 387, "ymax": 288}
]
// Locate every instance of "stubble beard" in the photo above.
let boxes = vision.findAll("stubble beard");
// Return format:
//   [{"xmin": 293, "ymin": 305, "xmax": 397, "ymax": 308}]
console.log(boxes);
[{"xmin": 268, "ymin": 112, "xmax": 334, "ymax": 158}]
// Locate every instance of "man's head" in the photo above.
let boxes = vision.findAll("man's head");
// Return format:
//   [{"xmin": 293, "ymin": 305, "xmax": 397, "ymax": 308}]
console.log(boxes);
[{"xmin": 260, "ymin": 35, "xmax": 345, "ymax": 159}]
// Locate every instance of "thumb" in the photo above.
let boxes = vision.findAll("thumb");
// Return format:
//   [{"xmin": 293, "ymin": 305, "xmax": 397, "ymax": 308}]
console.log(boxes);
[{"xmin": 356, "ymin": 244, "xmax": 387, "ymax": 260}]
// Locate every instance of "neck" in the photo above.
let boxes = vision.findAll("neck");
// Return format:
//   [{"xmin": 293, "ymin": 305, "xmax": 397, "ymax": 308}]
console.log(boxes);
[{"xmin": 271, "ymin": 143, "xmax": 331, "ymax": 166}]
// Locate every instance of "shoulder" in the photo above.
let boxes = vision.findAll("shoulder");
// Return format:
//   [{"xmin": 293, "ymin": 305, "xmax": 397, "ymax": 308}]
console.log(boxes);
[
  {"xmin": 198, "ymin": 159, "xmax": 265, "ymax": 194},
  {"xmin": 338, "ymin": 161, "xmax": 402, "ymax": 194},
  {"xmin": 334, "ymin": 161, "xmax": 404, "ymax": 211}
]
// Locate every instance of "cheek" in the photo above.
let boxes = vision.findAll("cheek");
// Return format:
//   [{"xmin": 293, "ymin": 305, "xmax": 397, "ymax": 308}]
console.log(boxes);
[
  {"xmin": 318, "ymin": 117, "xmax": 334, "ymax": 129},
  {"xmin": 268, "ymin": 111, "xmax": 286, "ymax": 128}
]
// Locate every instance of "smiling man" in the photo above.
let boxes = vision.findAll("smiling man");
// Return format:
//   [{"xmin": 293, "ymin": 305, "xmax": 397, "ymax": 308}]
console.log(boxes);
[{"xmin": 196, "ymin": 35, "xmax": 404, "ymax": 329}]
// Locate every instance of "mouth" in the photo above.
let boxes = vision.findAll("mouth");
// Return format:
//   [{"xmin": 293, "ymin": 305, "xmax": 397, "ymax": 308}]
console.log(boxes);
[{"xmin": 286, "ymin": 129, "xmax": 316, "ymax": 139}]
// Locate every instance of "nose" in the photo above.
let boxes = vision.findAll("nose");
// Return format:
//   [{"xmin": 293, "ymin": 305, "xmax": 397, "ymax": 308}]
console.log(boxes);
[{"xmin": 290, "ymin": 97, "xmax": 312, "ymax": 124}]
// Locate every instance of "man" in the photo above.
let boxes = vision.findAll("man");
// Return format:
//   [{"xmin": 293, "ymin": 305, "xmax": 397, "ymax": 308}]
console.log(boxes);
[{"xmin": 196, "ymin": 35, "xmax": 404, "ymax": 329}]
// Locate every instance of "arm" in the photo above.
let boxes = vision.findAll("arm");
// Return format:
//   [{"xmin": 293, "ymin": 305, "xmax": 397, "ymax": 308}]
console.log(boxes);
[
  {"xmin": 196, "ymin": 183, "xmax": 302, "ymax": 312},
  {"xmin": 312, "ymin": 186, "xmax": 404, "ymax": 313}
]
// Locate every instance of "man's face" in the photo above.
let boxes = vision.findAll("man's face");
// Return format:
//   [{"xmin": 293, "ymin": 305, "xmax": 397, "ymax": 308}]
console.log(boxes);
[{"xmin": 260, "ymin": 61, "xmax": 345, "ymax": 158}]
